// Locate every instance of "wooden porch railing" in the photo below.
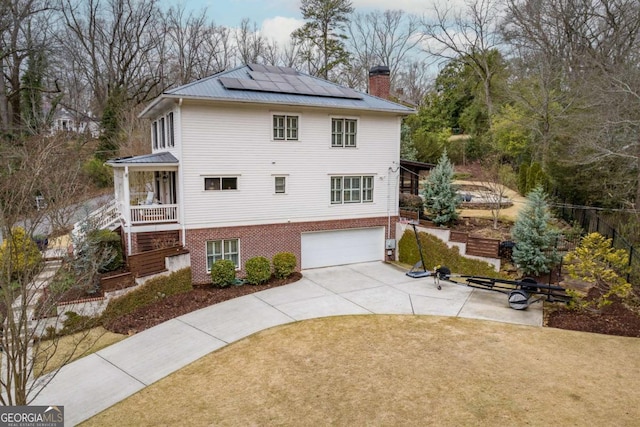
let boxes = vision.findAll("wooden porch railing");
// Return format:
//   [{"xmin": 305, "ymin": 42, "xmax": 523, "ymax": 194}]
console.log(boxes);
[{"xmin": 130, "ymin": 204, "xmax": 178, "ymax": 225}]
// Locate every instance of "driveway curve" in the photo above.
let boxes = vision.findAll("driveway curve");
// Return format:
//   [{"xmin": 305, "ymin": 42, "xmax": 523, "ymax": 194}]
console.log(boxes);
[{"xmin": 34, "ymin": 262, "xmax": 541, "ymax": 426}]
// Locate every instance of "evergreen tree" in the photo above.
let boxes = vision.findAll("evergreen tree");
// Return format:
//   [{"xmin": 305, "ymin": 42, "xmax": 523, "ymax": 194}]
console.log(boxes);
[
  {"xmin": 292, "ymin": 0, "xmax": 353, "ymax": 80},
  {"xmin": 422, "ymin": 149, "xmax": 460, "ymax": 225},
  {"xmin": 511, "ymin": 186, "xmax": 560, "ymax": 276},
  {"xmin": 97, "ymin": 88, "xmax": 125, "ymax": 161},
  {"xmin": 400, "ymin": 123, "xmax": 417, "ymax": 161}
]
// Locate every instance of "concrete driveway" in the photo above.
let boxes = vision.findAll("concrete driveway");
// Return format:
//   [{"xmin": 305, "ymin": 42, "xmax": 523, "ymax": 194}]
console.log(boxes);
[{"xmin": 33, "ymin": 262, "xmax": 542, "ymax": 425}]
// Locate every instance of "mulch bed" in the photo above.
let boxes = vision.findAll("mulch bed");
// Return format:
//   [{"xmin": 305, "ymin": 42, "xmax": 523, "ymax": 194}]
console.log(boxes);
[
  {"xmin": 546, "ymin": 289, "xmax": 640, "ymax": 338},
  {"xmin": 104, "ymin": 272, "xmax": 302, "ymax": 335},
  {"xmin": 99, "ymin": 264, "xmax": 640, "ymax": 338}
]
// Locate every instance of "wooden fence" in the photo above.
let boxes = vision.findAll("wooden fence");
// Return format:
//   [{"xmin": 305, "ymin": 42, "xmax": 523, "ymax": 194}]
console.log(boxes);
[
  {"xmin": 128, "ymin": 245, "xmax": 189, "ymax": 278},
  {"xmin": 466, "ymin": 237, "xmax": 500, "ymax": 258},
  {"xmin": 400, "ymin": 209, "xmax": 500, "ymax": 259},
  {"xmin": 100, "ymin": 271, "xmax": 135, "ymax": 292}
]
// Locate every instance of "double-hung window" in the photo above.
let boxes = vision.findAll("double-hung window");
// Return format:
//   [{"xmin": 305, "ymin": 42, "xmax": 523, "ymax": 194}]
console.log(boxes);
[
  {"xmin": 159, "ymin": 117, "xmax": 166, "ymax": 148},
  {"xmin": 273, "ymin": 115, "xmax": 298, "ymax": 140},
  {"xmin": 151, "ymin": 112, "xmax": 176, "ymax": 149},
  {"xmin": 206, "ymin": 239, "xmax": 239, "ymax": 270},
  {"xmin": 331, "ymin": 176, "xmax": 374, "ymax": 204},
  {"xmin": 275, "ymin": 176, "xmax": 286, "ymax": 194},
  {"xmin": 152, "ymin": 121, "xmax": 158, "ymax": 149},
  {"xmin": 167, "ymin": 112, "xmax": 174, "ymax": 147},
  {"xmin": 331, "ymin": 118, "xmax": 357, "ymax": 147}
]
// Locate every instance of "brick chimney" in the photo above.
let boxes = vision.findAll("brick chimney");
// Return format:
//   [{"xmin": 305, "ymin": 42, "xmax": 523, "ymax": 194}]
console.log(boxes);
[{"xmin": 369, "ymin": 65, "xmax": 391, "ymax": 99}]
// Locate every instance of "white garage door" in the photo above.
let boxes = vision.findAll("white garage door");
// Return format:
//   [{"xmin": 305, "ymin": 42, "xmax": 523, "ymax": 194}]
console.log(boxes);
[{"xmin": 301, "ymin": 227, "xmax": 385, "ymax": 269}]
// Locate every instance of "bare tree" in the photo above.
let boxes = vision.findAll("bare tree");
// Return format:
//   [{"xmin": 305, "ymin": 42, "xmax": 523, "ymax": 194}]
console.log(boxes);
[
  {"xmin": 59, "ymin": 0, "xmax": 165, "ymax": 114},
  {"xmin": 347, "ymin": 10, "xmax": 424, "ymax": 91},
  {"xmin": 422, "ymin": 0, "xmax": 504, "ymax": 125},
  {"xmin": 163, "ymin": 5, "xmax": 230, "ymax": 86},
  {"xmin": 504, "ymin": 0, "xmax": 640, "ymax": 208},
  {"xmin": 0, "ymin": 134, "xmax": 107, "ymax": 405},
  {"xmin": 0, "ymin": 0, "xmax": 55, "ymax": 134},
  {"xmin": 478, "ymin": 157, "xmax": 517, "ymax": 229},
  {"xmin": 395, "ymin": 59, "xmax": 432, "ymax": 105},
  {"xmin": 235, "ymin": 19, "xmax": 265, "ymax": 65}
]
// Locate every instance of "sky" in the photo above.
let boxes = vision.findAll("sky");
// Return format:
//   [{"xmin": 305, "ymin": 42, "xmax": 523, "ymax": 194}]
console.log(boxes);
[{"xmin": 164, "ymin": 0, "xmax": 436, "ymax": 47}]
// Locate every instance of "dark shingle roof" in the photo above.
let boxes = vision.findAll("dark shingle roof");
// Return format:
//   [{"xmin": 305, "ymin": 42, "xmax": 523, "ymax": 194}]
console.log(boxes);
[{"xmin": 141, "ymin": 64, "xmax": 415, "ymax": 118}]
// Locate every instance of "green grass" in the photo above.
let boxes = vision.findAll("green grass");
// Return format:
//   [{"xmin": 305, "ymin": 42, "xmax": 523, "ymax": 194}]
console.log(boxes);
[
  {"xmin": 398, "ymin": 229, "xmax": 506, "ymax": 278},
  {"xmin": 100, "ymin": 268, "xmax": 192, "ymax": 323}
]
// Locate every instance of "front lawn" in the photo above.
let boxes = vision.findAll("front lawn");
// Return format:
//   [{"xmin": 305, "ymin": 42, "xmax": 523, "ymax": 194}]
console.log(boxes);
[{"xmin": 81, "ymin": 315, "xmax": 640, "ymax": 426}]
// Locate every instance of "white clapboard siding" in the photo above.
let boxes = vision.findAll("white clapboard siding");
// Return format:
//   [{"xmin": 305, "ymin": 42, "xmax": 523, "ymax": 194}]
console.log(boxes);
[{"xmin": 178, "ymin": 101, "xmax": 401, "ymax": 228}]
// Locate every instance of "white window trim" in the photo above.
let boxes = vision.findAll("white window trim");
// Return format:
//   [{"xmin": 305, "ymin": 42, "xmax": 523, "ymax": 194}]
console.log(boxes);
[
  {"xmin": 273, "ymin": 175, "xmax": 288, "ymax": 194},
  {"xmin": 206, "ymin": 238, "xmax": 240, "ymax": 271},
  {"xmin": 271, "ymin": 112, "xmax": 301, "ymax": 141},
  {"xmin": 330, "ymin": 116, "xmax": 359, "ymax": 148},
  {"xmin": 203, "ymin": 175, "xmax": 240, "ymax": 191},
  {"xmin": 330, "ymin": 175, "xmax": 375, "ymax": 204},
  {"xmin": 152, "ymin": 111, "xmax": 176, "ymax": 150}
]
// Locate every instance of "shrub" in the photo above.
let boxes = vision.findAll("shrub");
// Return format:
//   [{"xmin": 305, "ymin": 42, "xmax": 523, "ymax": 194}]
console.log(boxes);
[
  {"xmin": 101, "ymin": 268, "xmax": 192, "ymax": 322},
  {"xmin": 61, "ymin": 311, "xmax": 99, "ymax": 335},
  {"xmin": 0, "ymin": 227, "xmax": 43, "ymax": 280},
  {"xmin": 273, "ymin": 252, "xmax": 297, "ymax": 279},
  {"xmin": 245, "ymin": 256, "xmax": 271, "ymax": 285},
  {"xmin": 87, "ymin": 229, "xmax": 124, "ymax": 273},
  {"xmin": 398, "ymin": 229, "xmax": 503, "ymax": 278},
  {"xmin": 49, "ymin": 264, "xmax": 77, "ymax": 295},
  {"xmin": 564, "ymin": 233, "xmax": 632, "ymax": 310},
  {"xmin": 210, "ymin": 259, "xmax": 236, "ymax": 288},
  {"xmin": 83, "ymin": 156, "xmax": 113, "ymax": 188},
  {"xmin": 399, "ymin": 193, "xmax": 424, "ymax": 210}
]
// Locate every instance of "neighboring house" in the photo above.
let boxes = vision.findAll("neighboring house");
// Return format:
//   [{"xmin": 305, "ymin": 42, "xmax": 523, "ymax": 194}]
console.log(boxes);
[
  {"xmin": 51, "ymin": 107, "xmax": 100, "ymax": 137},
  {"xmin": 105, "ymin": 64, "xmax": 414, "ymax": 284}
]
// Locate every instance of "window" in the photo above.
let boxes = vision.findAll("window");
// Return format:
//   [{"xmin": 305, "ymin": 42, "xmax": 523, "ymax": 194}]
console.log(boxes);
[
  {"xmin": 206, "ymin": 239, "xmax": 239, "ymax": 270},
  {"xmin": 167, "ymin": 112, "xmax": 174, "ymax": 147},
  {"xmin": 362, "ymin": 176, "xmax": 374, "ymax": 202},
  {"xmin": 204, "ymin": 177, "xmax": 238, "ymax": 191},
  {"xmin": 152, "ymin": 121, "xmax": 158, "ymax": 149},
  {"xmin": 151, "ymin": 112, "xmax": 175, "ymax": 149},
  {"xmin": 273, "ymin": 114, "xmax": 298, "ymax": 140},
  {"xmin": 330, "ymin": 176, "xmax": 374, "ymax": 204},
  {"xmin": 275, "ymin": 176, "xmax": 286, "ymax": 194},
  {"xmin": 159, "ymin": 117, "xmax": 166, "ymax": 148},
  {"xmin": 331, "ymin": 118, "xmax": 357, "ymax": 147}
]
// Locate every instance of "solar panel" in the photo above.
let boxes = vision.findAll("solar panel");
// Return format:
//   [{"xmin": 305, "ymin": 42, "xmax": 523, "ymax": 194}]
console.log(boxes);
[{"xmin": 221, "ymin": 67, "xmax": 364, "ymax": 100}]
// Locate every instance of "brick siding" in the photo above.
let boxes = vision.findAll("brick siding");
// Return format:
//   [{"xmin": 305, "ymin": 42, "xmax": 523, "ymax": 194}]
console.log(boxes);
[{"xmin": 186, "ymin": 216, "xmax": 398, "ymax": 285}]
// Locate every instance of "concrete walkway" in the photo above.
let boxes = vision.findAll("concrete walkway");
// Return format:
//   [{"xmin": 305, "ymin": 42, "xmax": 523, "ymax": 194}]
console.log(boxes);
[{"xmin": 33, "ymin": 262, "xmax": 542, "ymax": 426}]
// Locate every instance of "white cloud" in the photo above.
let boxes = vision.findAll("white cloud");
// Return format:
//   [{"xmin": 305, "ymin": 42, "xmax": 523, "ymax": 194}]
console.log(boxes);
[
  {"xmin": 261, "ymin": 16, "xmax": 304, "ymax": 46},
  {"xmin": 350, "ymin": 0, "xmax": 468, "ymax": 18}
]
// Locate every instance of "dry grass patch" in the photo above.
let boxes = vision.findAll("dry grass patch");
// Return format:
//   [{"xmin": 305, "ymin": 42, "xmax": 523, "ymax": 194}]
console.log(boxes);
[
  {"xmin": 82, "ymin": 316, "xmax": 640, "ymax": 426},
  {"xmin": 35, "ymin": 327, "xmax": 126, "ymax": 376}
]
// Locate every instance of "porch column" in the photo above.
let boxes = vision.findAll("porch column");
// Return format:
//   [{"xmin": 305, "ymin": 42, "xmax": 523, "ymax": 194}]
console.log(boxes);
[{"xmin": 123, "ymin": 166, "xmax": 132, "ymax": 255}]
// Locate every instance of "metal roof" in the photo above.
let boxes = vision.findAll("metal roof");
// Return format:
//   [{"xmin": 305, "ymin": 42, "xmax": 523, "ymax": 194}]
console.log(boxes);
[
  {"xmin": 140, "ymin": 65, "xmax": 415, "ymax": 118},
  {"xmin": 106, "ymin": 152, "xmax": 179, "ymax": 166}
]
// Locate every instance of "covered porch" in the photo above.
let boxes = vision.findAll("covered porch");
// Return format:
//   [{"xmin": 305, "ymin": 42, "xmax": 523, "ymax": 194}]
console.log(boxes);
[{"xmin": 107, "ymin": 152, "xmax": 180, "ymax": 226}]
